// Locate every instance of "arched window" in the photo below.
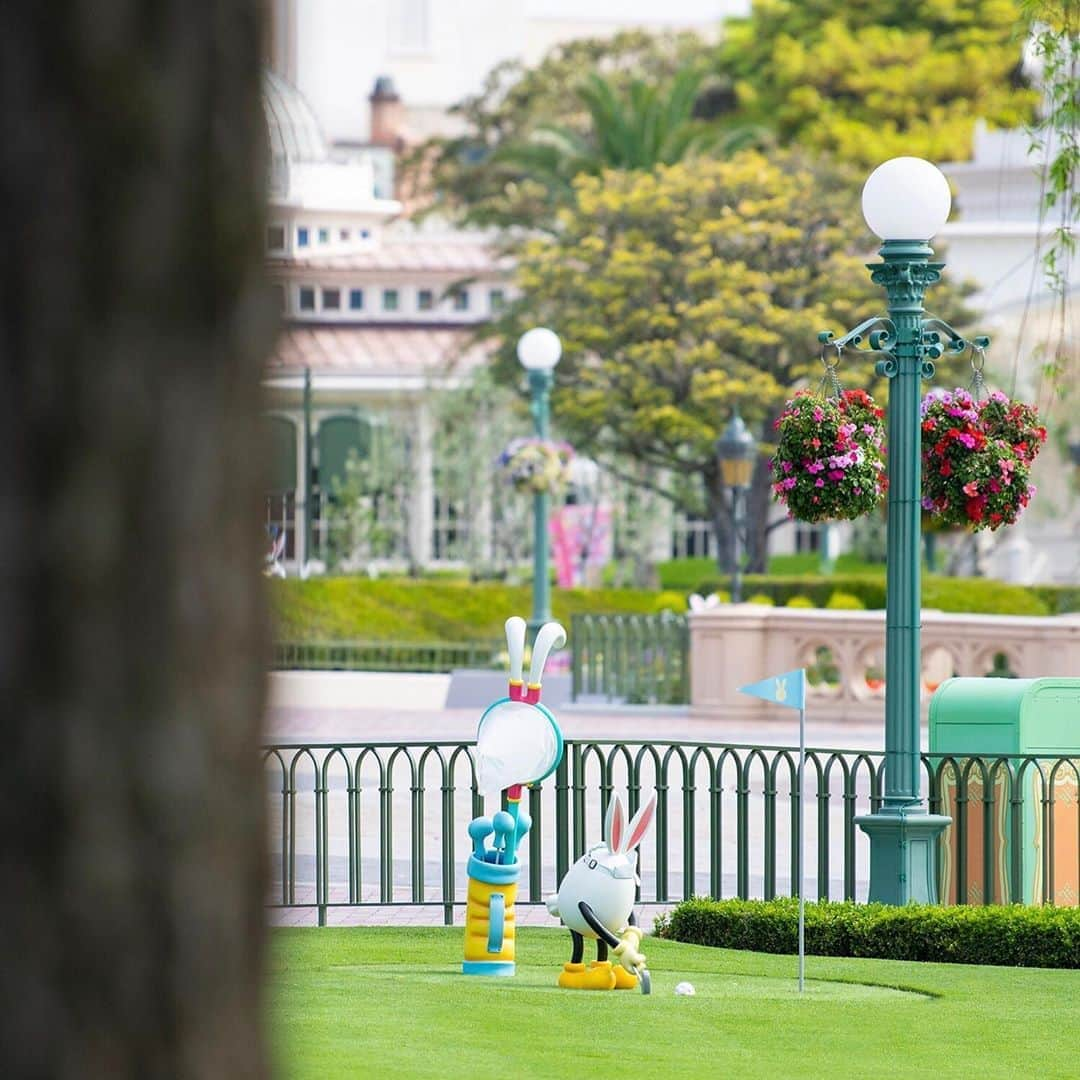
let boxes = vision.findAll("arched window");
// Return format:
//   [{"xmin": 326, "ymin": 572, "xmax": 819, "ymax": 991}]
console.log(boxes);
[{"xmin": 317, "ymin": 414, "xmax": 373, "ymax": 492}]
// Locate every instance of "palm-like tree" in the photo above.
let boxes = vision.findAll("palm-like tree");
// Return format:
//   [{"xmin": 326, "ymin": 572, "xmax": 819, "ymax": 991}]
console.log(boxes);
[{"xmin": 493, "ymin": 68, "xmax": 766, "ymax": 199}]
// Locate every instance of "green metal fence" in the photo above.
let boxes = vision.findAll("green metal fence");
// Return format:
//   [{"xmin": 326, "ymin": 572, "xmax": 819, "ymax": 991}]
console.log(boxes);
[
  {"xmin": 570, "ymin": 612, "xmax": 689, "ymax": 705},
  {"xmin": 263, "ymin": 738, "xmax": 1080, "ymax": 924},
  {"xmin": 272, "ymin": 639, "xmax": 503, "ymax": 673}
]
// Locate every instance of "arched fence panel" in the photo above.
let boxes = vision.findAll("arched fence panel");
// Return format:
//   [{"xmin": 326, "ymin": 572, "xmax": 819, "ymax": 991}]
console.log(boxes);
[{"xmin": 261, "ymin": 740, "xmax": 1080, "ymax": 922}]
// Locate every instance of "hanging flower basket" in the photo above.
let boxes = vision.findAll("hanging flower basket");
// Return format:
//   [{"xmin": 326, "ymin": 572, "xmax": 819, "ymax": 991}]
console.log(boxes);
[
  {"xmin": 770, "ymin": 389, "xmax": 887, "ymax": 523},
  {"xmin": 920, "ymin": 388, "xmax": 1046, "ymax": 531},
  {"xmin": 496, "ymin": 437, "xmax": 574, "ymax": 496}
]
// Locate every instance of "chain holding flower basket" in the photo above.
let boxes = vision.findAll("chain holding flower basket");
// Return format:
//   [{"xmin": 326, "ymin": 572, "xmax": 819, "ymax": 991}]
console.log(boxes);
[
  {"xmin": 497, "ymin": 437, "xmax": 574, "ymax": 496},
  {"xmin": 770, "ymin": 352, "xmax": 888, "ymax": 523},
  {"xmin": 920, "ymin": 356, "xmax": 1046, "ymax": 531}
]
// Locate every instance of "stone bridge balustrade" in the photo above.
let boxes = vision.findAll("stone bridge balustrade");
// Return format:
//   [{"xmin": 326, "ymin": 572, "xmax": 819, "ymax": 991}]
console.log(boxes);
[{"xmin": 689, "ymin": 605, "xmax": 1080, "ymax": 724}]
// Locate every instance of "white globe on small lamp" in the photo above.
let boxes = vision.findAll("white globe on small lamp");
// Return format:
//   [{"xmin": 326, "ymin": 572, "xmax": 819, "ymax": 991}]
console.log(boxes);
[
  {"xmin": 861, "ymin": 156, "xmax": 952, "ymax": 241},
  {"xmin": 517, "ymin": 327, "xmax": 562, "ymax": 372}
]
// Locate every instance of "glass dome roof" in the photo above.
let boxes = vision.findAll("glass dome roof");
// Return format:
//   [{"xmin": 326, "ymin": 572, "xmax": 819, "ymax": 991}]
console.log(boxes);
[{"xmin": 263, "ymin": 70, "xmax": 328, "ymax": 164}]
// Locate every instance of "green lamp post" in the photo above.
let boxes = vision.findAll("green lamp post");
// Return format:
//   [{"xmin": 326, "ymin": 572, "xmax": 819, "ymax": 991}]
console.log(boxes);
[
  {"xmin": 821, "ymin": 157, "xmax": 990, "ymax": 905},
  {"xmin": 716, "ymin": 410, "xmax": 757, "ymax": 604},
  {"xmin": 517, "ymin": 327, "xmax": 562, "ymax": 642}
]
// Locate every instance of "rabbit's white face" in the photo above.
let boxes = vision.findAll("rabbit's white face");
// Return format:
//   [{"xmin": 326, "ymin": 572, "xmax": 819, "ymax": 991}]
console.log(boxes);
[{"xmin": 550, "ymin": 792, "xmax": 657, "ymax": 939}]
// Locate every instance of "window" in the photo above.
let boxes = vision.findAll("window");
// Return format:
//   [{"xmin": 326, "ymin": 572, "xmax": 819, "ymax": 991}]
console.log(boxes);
[
  {"xmin": 266, "ymin": 225, "xmax": 285, "ymax": 251},
  {"xmin": 318, "ymin": 227, "xmax": 330, "ymax": 245},
  {"xmin": 418, "ymin": 289, "xmax": 434, "ymax": 311},
  {"xmin": 339, "ymin": 228, "xmax": 350, "ymax": 242},
  {"xmin": 383, "ymin": 288, "xmax": 399, "ymax": 312},
  {"xmin": 349, "ymin": 288, "xmax": 364, "ymax": 311},
  {"xmin": 489, "ymin": 289, "xmax": 505, "ymax": 312},
  {"xmin": 297, "ymin": 226, "xmax": 309, "ymax": 248},
  {"xmin": 453, "ymin": 289, "xmax": 470, "ymax": 312},
  {"xmin": 360, "ymin": 228, "xmax": 370, "ymax": 240},
  {"xmin": 322, "ymin": 288, "xmax": 341, "ymax": 311},
  {"xmin": 298, "ymin": 286, "xmax": 315, "ymax": 312}
]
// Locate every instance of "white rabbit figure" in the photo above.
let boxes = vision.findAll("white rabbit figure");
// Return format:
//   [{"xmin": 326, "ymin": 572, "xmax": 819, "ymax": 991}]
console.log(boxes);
[{"xmin": 546, "ymin": 791, "xmax": 657, "ymax": 993}]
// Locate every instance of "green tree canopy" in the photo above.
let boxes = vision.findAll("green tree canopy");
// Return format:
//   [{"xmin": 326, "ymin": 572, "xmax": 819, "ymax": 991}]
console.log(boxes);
[
  {"xmin": 403, "ymin": 30, "xmax": 724, "ymax": 228},
  {"xmin": 721, "ymin": 0, "xmax": 1040, "ymax": 166},
  {"xmin": 488, "ymin": 68, "xmax": 762, "ymax": 224},
  {"xmin": 409, "ymin": 5, "xmax": 1040, "ymax": 228},
  {"xmin": 493, "ymin": 153, "xmax": 972, "ymax": 567}
]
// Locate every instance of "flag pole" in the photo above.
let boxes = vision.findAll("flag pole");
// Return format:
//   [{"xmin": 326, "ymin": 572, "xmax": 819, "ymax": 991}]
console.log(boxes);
[{"xmin": 798, "ymin": 702, "xmax": 805, "ymax": 994}]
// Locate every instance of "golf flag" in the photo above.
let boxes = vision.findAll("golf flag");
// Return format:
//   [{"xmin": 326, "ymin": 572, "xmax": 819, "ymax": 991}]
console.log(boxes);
[{"xmin": 738, "ymin": 669, "xmax": 806, "ymax": 711}]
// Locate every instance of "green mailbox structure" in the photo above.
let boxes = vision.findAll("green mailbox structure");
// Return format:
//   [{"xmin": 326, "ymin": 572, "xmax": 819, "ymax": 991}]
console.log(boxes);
[{"xmin": 929, "ymin": 677, "xmax": 1080, "ymax": 907}]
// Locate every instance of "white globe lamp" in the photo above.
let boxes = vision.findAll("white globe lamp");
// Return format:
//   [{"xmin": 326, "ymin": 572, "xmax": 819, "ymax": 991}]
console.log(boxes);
[
  {"xmin": 517, "ymin": 327, "xmax": 562, "ymax": 372},
  {"xmin": 861, "ymin": 157, "xmax": 952, "ymax": 241}
]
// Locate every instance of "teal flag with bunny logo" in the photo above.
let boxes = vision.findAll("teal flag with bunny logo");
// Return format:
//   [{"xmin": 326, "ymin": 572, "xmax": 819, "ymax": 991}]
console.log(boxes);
[{"xmin": 738, "ymin": 669, "xmax": 806, "ymax": 711}]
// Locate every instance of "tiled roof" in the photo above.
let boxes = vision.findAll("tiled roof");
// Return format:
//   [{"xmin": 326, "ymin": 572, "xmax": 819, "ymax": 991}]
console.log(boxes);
[
  {"xmin": 275, "ymin": 239, "xmax": 507, "ymax": 274},
  {"xmin": 265, "ymin": 325, "xmax": 496, "ymax": 376}
]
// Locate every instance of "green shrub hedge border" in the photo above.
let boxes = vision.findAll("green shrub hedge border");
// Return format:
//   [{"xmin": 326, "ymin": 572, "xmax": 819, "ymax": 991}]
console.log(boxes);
[{"xmin": 656, "ymin": 897, "xmax": 1080, "ymax": 969}]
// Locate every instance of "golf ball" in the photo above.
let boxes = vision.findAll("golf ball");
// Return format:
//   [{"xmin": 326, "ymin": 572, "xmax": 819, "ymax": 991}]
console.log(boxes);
[{"xmin": 674, "ymin": 981, "xmax": 696, "ymax": 996}]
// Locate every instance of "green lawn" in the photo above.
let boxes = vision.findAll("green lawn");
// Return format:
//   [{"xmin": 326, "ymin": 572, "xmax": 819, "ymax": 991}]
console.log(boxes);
[{"xmin": 270, "ymin": 927, "xmax": 1080, "ymax": 1079}]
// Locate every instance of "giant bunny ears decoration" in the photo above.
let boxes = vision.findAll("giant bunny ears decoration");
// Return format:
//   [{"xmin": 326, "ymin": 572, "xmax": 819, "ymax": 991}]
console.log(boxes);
[
  {"xmin": 604, "ymin": 792, "xmax": 657, "ymax": 856},
  {"xmin": 505, "ymin": 616, "xmax": 566, "ymax": 703}
]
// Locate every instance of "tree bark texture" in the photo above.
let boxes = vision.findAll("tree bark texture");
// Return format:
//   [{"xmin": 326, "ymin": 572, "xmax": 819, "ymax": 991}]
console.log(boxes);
[{"xmin": 0, "ymin": 4, "xmax": 272, "ymax": 1077}]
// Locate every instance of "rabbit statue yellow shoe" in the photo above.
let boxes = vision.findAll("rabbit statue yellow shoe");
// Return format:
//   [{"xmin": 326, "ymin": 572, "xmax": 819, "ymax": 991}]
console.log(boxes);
[{"xmin": 545, "ymin": 792, "xmax": 657, "ymax": 995}]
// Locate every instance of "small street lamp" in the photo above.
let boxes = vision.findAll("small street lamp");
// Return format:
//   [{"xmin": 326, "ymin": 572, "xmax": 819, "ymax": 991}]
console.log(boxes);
[
  {"xmin": 716, "ymin": 409, "xmax": 757, "ymax": 603},
  {"xmin": 517, "ymin": 327, "xmax": 562, "ymax": 642},
  {"xmin": 821, "ymin": 156, "xmax": 989, "ymax": 905}
]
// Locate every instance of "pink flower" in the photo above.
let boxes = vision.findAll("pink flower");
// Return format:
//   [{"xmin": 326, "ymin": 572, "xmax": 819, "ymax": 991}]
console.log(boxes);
[
  {"xmin": 962, "ymin": 481, "xmax": 979, "ymax": 497},
  {"xmin": 781, "ymin": 460, "xmax": 794, "ymax": 474},
  {"xmin": 814, "ymin": 478, "xmax": 825, "ymax": 488},
  {"xmin": 813, "ymin": 407, "xmax": 824, "ymax": 423}
]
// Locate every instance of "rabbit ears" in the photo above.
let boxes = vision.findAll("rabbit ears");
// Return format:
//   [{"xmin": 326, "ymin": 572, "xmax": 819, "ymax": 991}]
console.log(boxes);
[
  {"xmin": 506, "ymin": 617, "xmax": 566, "ymax": 703},
  {"xmin": 604, "ymin": 792, "xmax": 657, "ymax": 855}
]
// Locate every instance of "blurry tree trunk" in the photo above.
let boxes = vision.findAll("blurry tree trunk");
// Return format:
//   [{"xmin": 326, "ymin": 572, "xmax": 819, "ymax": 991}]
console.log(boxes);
[{"xmin": 0, "ymin": 4, "xmax": 271, "ymax": 1077}]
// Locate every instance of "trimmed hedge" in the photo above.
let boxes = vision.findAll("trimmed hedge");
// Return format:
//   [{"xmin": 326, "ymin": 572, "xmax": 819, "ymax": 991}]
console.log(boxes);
[
  {"xmin": 656, "ymin": 897, "xmax": 1080, "ymax": 969},
  {"xmin": 270, "ymin": 578, "xmax": 689, "ymax": 643},
  {"xmin": 682, "ymin": 573, "xmax": 1054, "ymax": 616},
  {"xmin": 272, "ymin": 573, "xmax": 1079, "ymax": 644}
]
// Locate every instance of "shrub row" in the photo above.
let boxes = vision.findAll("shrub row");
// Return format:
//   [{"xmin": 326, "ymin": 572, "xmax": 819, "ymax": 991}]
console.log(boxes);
[
  {"xmin": 270, "ymin": 578, "xmax": 687, "ymax": 643},
  {"xmin": 271, "ymin": 573, "xmax": 1077, "ymax": 644},
  {"xmin": 656, "ymin": 897, "xmax": 1080, "ymax": 969},
  {"xmin": 684, "ymin": 573, "xmax": 1055, "ymax": 616}
]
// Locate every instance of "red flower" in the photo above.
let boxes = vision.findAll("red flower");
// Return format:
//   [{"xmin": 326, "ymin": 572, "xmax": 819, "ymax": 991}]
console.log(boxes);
[{"xmin": 939, "ymin": 461, "xmax": 952, "ymax": 477}]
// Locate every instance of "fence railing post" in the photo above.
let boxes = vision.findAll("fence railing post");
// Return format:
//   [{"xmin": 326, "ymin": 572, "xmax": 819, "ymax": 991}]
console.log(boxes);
[{"xmin": 261, "ymin": 742, "xmax": 1072, "ymax": 921}]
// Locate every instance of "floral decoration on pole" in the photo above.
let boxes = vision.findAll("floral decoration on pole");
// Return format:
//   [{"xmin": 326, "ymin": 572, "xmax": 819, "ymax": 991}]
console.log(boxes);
[
  {"xmin": 920, "ymin": 388, "xmax": 1046, "ymax": 531},
  {"xmin": 770, "ymin": 389, "xmax": 887, "ymax": 522},
  {"xmin": 497, "ymin": 437, "xmax": 574, "ymax": 496}
]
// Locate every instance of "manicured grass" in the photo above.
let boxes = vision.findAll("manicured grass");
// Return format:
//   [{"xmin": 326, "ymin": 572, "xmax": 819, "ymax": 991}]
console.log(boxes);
[{"xmin": 270, "ymin": 926, "xmax": 1080, "ymax": 1079}]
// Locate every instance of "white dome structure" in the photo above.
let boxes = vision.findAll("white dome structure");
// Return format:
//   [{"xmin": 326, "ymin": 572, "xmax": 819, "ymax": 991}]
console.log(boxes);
[{"xmin": 263, "ymin": 69, "xmax": 330, "ymax": 167}]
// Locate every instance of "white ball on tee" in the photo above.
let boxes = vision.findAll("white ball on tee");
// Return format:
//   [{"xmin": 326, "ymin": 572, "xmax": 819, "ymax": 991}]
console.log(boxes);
[{"xmin": 674, "ymin": 981, "xmax": 696, "ymax": 996}]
